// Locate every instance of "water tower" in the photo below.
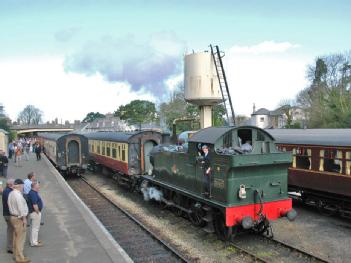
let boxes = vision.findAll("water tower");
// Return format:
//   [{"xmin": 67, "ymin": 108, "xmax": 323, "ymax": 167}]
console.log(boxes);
[{"xmin": 184, "ymin": 52, "xmax": 223, "ymax": 128}]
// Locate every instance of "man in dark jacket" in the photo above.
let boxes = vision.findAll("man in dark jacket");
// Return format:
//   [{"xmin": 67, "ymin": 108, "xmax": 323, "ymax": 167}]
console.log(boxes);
[
  {"xmin": 201, "ymin": 145, "xmax": 212, "ymax": 198},
  {"xmin": 2, "ymin": 178, "xmax": 14, "ymax": 254},
  {"xmin": 35, "ymin": 144, "xmax": 41, "ymax": 161},
  {"xmin": 0, "ymin": 151, "xmax": 9, "ymax": 178}
]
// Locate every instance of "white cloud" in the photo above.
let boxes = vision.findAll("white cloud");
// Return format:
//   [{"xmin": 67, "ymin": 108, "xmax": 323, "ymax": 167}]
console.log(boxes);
[
  {"xmin": 165, "ymin": 74, "xmax": 183, "ymax": 91},
  {"xmin": 229, "ymin": 41, "xmax": 300, "ymax": 55},
  {"xmin": 0, "ymin": 58, "xmax": 155, "ymax": 123},
  {"xmin": 223, "ymin": 41, "xmax": 311, "ymax": 117}
]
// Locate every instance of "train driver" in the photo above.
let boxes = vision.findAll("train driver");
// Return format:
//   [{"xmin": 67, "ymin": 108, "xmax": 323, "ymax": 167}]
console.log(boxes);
[
  {"xmin": 241, "ymin": 140, "xmax": 253, "ymax": 152},
  {"xmin": 201, "ymin": 145, "xmax": 212, "ymax": 198}
]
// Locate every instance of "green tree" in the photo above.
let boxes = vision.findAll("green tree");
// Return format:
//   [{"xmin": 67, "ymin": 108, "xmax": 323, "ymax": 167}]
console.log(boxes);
[
  {"xmin": 114, "ymin": 100, "xmax": 158, "ymax": 127},
  {"xmin": 213, "ymin": 104, "xmax": 226, "ymax": 126},
  {"xmin": 297, "ymin": 52, "xmax": 351, "ymax": 128},
  {"xmin": 82, "ymin": 112, "xmax": 105, "ymax": 123},
  {"xmin": 159, "ymin": 90, "xmax": 198, "ymax": 132},
  {"xmin": 0, "ymin": 104, "xmax": 16, "ymax": 141},
  {"xmin": 159, "ymin": 85, "xmax": 227, "ymax": 132},
  {"xmin": 0, "ymin": 118, "xmax": 10, "ymax": 132},
  {"xmin": 17, "ymin": 105, "xmax": 43, "ymax": 125}
]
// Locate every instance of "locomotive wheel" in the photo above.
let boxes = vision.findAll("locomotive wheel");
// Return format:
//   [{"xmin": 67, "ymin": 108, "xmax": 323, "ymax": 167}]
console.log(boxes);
[
  {"xmin": 172, "ymin": 193, "xmax": 183, "ymax": 217},
  {"xmin": 188, "ymin": 205, "xmax": 205, "ymax": 227},
  {"xmin": 213, "ymin": 212, "xmax": 232, "ymax": 241},
  {"xmin": 317, "ymin": 200, "xmax": 337, "ymax": 216},
  {"xmin": 116, "ymin": 174, "xmax": 124, "ymax": 186}
]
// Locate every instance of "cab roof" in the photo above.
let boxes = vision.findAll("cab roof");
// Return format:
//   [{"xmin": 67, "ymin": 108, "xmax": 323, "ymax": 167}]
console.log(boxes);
[{"xmin": 188, "ymin": 126, "xmax": 274, "ymax": 144}]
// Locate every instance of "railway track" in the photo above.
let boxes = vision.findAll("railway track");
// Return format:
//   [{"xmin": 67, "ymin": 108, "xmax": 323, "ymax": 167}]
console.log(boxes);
[
  {"xmin": 75, "ymin": 174, "xmax": 331, "ymax": 263},
  {"xmin": 67, "ymin": 177, "xmax": 190, "ymax": 263},
  {"xmin": 229, "ymin": 233, "xmax": 329, "ymax": 263}
]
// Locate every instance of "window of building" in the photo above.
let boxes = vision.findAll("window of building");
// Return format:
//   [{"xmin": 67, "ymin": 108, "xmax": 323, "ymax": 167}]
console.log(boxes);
[
  {"xmin": 260, "ymin": 117, "xmax": 264, "ymax": 122},
  {"xmin": 294, "ymin": 147, "xmax": 311, "ymax": 170},
  {"xmin": 320, "ymin": 149, "xmax": 342, "ymax": 173}
]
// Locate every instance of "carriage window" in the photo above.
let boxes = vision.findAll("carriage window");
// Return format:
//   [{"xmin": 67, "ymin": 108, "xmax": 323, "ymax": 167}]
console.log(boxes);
[
  {"xmin": 118, "ymin": 146, "xmax": 121, "ymax": 160},
  {"xmin": 279, "ymin": 146, "xmax": 286, "ymax": 152},
  {"xmin": 321, "ymin": 149, "xmax": 342, "ymax": 173},
  {"xmin": 112, "ymin": 148, "xmax": 117, "ymax": 159},
  {"xmin": 97, "ymin": 143, "xmax": 100, "ymax": 154},
  {"xmin": 106, "ymin": 146, "xmax": 111, "ymax": 157},
  {"xmin": 102, "ymin": 142, "xmax": 105, "ymax": 156},
  {"xmin": 295, "ymin": 148, "xmax": 311, "ymax": 170},
  {"xmin": 92, "ymin": 144, "xmax": 95, "ymax": 153},
  {"xmin": 122, "ymin": 149, "xmax": 126, "ymax": 162},
  {"xmin": 346, "ymin": 152, "xmax": 351, "ymax": 175}
]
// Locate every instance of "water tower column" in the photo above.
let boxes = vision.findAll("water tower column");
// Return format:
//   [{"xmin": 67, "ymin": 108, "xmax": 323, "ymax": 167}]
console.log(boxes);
[{"xmin": 200, "ymin": 106, "xmax": 212, "ymax": 129}]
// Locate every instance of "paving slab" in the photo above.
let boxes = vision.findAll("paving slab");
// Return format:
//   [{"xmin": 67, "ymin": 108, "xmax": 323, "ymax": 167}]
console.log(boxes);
[{"xmin": 0, "ymin": 152, "xmax": 133, "ymax": 263}]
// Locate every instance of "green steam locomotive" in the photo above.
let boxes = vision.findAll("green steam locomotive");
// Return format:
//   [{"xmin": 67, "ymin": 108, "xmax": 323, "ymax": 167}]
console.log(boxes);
[{"xmin": 141, "ymin": 125, "xmax": 296, "ymax": 240}]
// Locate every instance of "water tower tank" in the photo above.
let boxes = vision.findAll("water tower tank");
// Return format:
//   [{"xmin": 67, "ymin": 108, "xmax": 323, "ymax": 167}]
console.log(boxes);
[{"xmin": 184, "ymin": 52, "xmax": 222, "ymax": 106}]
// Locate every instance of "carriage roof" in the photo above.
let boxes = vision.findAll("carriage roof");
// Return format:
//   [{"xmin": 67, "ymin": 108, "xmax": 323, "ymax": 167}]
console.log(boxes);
[
  {"xmin": 38, "ymin": 132, "xmax": 82, "ymax": 141},
  {"xmin": 266, "ymin": 129, "xmax": 351, "ymax": 147},
  {"xmin": 84, "ymin": 130, "xmax": 161, "ymax": 143}
]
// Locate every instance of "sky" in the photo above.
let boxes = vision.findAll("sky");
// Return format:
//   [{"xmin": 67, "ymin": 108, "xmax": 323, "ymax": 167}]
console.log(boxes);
[{"xmin": 1, "ymin": 0, "xmax": 351, "ymax": 123}]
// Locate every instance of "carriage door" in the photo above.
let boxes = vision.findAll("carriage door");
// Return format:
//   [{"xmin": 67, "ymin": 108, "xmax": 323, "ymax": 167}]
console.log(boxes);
[
  {"xmin": 68, "ymin": 140, "xmax": 80, "ymax": 164},
  {"xmin": 143, "ymin": 140, "xmax": 156, "ymax": 174}
]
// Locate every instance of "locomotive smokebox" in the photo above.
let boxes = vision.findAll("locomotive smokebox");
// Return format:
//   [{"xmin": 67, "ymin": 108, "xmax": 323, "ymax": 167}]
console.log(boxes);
[{"xmin": 184, "ymin": 52, "xmax": 222, "ymax": 128}]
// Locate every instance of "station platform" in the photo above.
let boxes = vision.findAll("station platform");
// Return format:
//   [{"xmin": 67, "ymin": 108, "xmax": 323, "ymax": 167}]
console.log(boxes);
[{"xmin": 0, "ymin": 152, "xmax": 133, "ymax": 263}]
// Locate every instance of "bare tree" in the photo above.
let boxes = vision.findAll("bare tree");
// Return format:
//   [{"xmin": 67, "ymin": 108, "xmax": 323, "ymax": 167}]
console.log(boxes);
[{"xmin": 18, "ymin": 105, "xmax": 43, "ymax": 125}]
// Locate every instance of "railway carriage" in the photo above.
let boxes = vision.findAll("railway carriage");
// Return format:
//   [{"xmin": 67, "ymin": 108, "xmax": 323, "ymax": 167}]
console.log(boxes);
[
  {"xmin": 39, "ymin": 133, "xmax": 89, "ymax": 175},
  {"xmin": 267, "ymin": 129, "xmax": 351, "ymax": 216},
  {"xmin": 85, "ymin": 130, "xmax": 163, "ymax": 186},
  {"xmin": 141, "ymin": 126, "xmax": 296, "ymax": 240}
]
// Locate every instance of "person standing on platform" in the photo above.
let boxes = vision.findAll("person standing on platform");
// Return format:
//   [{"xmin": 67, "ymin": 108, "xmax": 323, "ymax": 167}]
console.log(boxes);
[
  {"xmin": 15, "ymin": 144, "xmax": 22, "ymax": 167},
  {"xmin": 8, "ymin": 142, "xmax": 14, "ymax": 159},
  {"xmin": 23, "ymin": 172, "xmax": 36, "ymax": 196},
  {"xmin": 24, "ymin": 142, "xmax": 30, "ymax": 161},
  {"xmin": 35, "ymin": 143, "xmax": 41, "ymax": 161},
  {"xmin": 2, "ymin": 178, "xmax": 14, "ymax": 254},
  {"xmin": 8, "ymin": 179, "xmax": 30, "ymax": 263},
  {"xmin": 27, "ymin": 180, "xmax": 44, "ymax": 247},
  {"xmin": 0, "ymin": 151, "xmax": 9, "ymax": 178},
  {"xmin": 0, "ymin": 151, "xmax": 3, "ymax": 176}
]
